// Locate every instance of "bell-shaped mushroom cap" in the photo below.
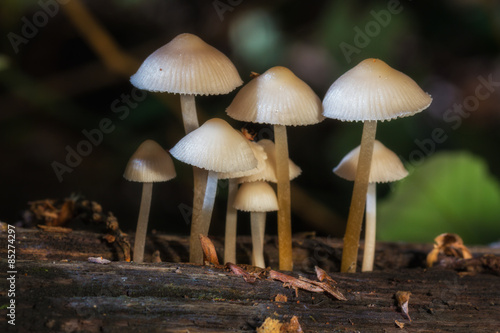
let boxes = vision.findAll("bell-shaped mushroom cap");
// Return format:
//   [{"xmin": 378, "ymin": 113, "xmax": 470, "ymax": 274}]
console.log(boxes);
[
  {"xmin": 124, "ymin": 139, "xmax": 177, "ymax": 183},
  {"xmin": 323, "ymin": 58, "xmax": 432, "ymax": 122},
  {"xmin": 226, "ymin": 66, "xmax": 324, "ymax": 126},
  {"xmin": 130, "ymin": 33, "xmax": 243, "ymax": 95},
  {"xmin": 233, "ymin": 181, "xmax": 279, "ymax": 212},
  {"xmin": 219, "ymin": 139, "xmax": 267, "ymax": 179},
  {"xmin": 170, "ymin": 118, "xmax": 258, "ymax": 173},
  {"xmin": 239, "ymin": 139, "xmax": 302, "ymax": 183},
  {"xmin": 334, "ymin": 140, "xmax": 408, "ymax": 183}
]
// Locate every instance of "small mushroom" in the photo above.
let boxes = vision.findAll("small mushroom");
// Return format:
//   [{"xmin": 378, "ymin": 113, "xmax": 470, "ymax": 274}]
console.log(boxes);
[
  {"xmin": 233, "ymin": 181, "xmax": 279, "ymax": 268},
  {"xmin": 130, "ymin": 33, "xmax": 242, "ymax": 264},
  {"xmin": 169, "ymin": 118, "xmax": 258, "ymax": 248},
  {"xmin": 123, "ymin": 140, "xmax": 176, "ymax": 263},
  {"xmin": 219, "ymin": 137, "xmax": 268, "ymax": 264},
  {"xmin": 323, "ymin": 58, "xmax": 432, "ymax": 272},
  {"xmin": 334, "ymin": 140, "xmax": 408, "ymax": 271},
  {"xmin": 226, "ymin": 66, "xmax": 323, "ymax": 270}
]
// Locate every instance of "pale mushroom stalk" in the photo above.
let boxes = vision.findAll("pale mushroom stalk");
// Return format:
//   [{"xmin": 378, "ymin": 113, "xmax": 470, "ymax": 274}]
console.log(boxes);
[
  {"xmin": 274, "ymin": 124, "xmax": 293, "ymax": 271},
  {"xmin": 200, "ymin": 170, "xmax": 219, "ymax": 236},
  {"xmin": 224, "ymin": 178, "xmax": 239, "ymax": 264},
  {"xmin": 133, "ymin": 182, "xmax": 153, "ymax": 263},
  {"xmin": 180, "ymin": 93, "xmax": 209, "ymax": 264},
  {"xmin": 180, "ymin": 94, "xmax": 199, "ymax": 133},
  {"xmin": 362, "ymin": 182, "xmax": 377, "ymax": 272},
  {"xmin": 341, "ymin": 120, "xmax": 377, "ymax": 273},
  {"xmin": 250, "ymin": 211, "xmax": 266, "ymax": 268}
]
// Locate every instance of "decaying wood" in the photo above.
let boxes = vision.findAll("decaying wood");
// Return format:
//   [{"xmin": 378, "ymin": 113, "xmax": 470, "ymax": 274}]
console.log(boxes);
[{"xmin": 1, "ymin": 228, "xmax": 499, "ymax": 332}]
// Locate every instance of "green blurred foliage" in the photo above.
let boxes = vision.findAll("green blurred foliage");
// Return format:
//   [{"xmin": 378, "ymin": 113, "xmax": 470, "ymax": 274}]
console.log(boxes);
[{"xmin": 378, "ymin": 152, "xmax": 500, "ymax": 244}]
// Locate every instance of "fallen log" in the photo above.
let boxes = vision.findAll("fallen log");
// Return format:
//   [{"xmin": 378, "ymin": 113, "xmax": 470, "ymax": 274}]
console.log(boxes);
[{"xmin": 1, "ymin": 228, "xmax": 499, "ymax": 332}]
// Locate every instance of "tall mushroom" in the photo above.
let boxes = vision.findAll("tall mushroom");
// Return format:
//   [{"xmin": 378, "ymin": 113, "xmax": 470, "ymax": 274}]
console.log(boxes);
[
  {"xmin": 130, "ymin": 33, "xmax": 243, "ymax": 264},
  {"xmin": 334, "ymin": 140, "xmax": 408, "ymax": 272},
  {"xmin": 323, "ymin": 58, "xmax": 432, "ymax": 272},
  {"xmin": 233, "ymin": 181, "xmax": 279, "ymax": 268},
  {"xmin": 226, "ymin": 66, "xmax": 323, "ymax": 270},
  {"xmin": 123, "ymin": 139, "xmax": 176, "ymax": 263},
  {"xmin": 169, "ymin": 118, "xmax": 258, "ymax": 244}
]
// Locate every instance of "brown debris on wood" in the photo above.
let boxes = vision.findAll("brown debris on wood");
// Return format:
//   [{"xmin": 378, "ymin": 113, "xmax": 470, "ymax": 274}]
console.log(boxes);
[
  {"xmin": 395, "ymin": 291, "xmax": 412, "ymax": 321},
  {"xmin": 427, "ymin": 233, "xmax": 473, "ymax": 267},
  {"xmin": 199, "ymin": 234, "xmax": 220, "ymax": 266}
]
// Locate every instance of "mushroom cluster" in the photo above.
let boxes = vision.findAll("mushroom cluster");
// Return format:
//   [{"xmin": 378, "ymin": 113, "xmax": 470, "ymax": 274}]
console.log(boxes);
[{"xmin": 125, "ymin": 33, "xmax": 432, "ymax": 273}]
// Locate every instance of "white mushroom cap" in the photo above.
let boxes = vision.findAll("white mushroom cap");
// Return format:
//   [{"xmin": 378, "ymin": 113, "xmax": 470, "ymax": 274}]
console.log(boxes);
[
  {"xmin": 124, "ymin": 139, "xmax": 177, "ymax": 183},
  {"xmin": 169, "ymin": 118, "xmax": 258, "ymax": 173},
  {"xmin": 333, "ymin": 140, "xmax": 408, "ymax": 183},
  {"xmin": 233, "ymin": 181, "xmax": 279, "ymax": 212},
  {"xmin": 130, "ymin": 33, "xmax": 243, "ymax": 95},
  {"xmin": 219, "ymin": 138, "xmax": 267, "ymax": 179},
  {"xmin": 226, "ymin": 66, "xmax": 324, "ymax": 126},
  {"xmin": 323, "ymin": 58, "xmax": 432, "ymax": 122},
  {"xmin": 239, "ymin": 139, "xmax": 302, "ymax": 183}
]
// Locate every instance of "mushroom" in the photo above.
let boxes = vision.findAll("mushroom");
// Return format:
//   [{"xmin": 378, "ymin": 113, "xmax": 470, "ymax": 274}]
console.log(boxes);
[
  {"xmin": 219, "ymin": 137, "xmax": 268, "ymax": 264},
  {"xmin": 233, "ymin": 181, "xmax": 279, "ymax": 268},
  {"xmin": 226, "ymin": 66, "xmax": 323, "ymax": 270},
  {"xmin": 322, "ymin": 58, "xmax": 431, "ymax": 273},
  {"xmin": 334, "ymin": 140, "xmax": 408, "ymax": 272},
  {"xmin": 130, "ymin": 33, "xmax": 243, "ymax": 264},
  {"xmin": 123, "ymin": 139, "xmax": 176, "ymax": 263},
  {"xmin": 169, "ymin": 118, "xmax": 258, "ymax": 247}
]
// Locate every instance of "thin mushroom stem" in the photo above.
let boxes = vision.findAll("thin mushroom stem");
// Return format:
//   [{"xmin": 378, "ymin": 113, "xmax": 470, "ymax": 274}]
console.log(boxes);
[
  {"xmin": 224, "ymin": 179, "xmax": 239, "ymax": 264},
  {"xmin": 179, "ymin": 93, "xmax": 208, "ymax": 264},
  {"xmin": 362, "ymin": 182, "xmax": 377, "ymax": 272},
  {"xmin": 180, "ymin": 94, "xmax": 199, "ymax": 134},
  {"xmin": 133, "ymin": 182, "xmax": 153, "ymax": 263},
  {"xmin": 341, "ymin": 120, "xmax": 377, "ymax": 273},
  {"xmin": 251, "ymin": 211, "xmax": 267, "ymax": 268},
  {"xmin": 274, "ymin": 124, "xmax": 293, "ymax": 271},
  {"xmin": 199, "ymin": 170, "xmax": 218, "ymax": 239}
]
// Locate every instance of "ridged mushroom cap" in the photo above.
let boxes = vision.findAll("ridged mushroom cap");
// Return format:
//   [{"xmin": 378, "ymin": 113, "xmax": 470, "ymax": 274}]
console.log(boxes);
[
  {"xmin": 219, "ymin": 138, "xmax": 268, "ymax": 179},
  {"xmin": 233, "ymin": 181, "xmax": 279, "ymax": 212},
  {"xmin": 123, "ymin": 140, "xmax": 176, "ymax": 183},
  {"xmin": 333, "ymin": 140, "xmax": 408, "ymax": 183},
  {"xmin": 226, "ymin": 66, "xmax": 324, "ymax": 126},
  {"xmin": 169, "ymin": 118, "xmax": 258, "ymax": 173},
  {"xmin": 238, "ymin": 139, "xmax": 301, "ymax": 183},
  {"xmin": 130, "ymin": 33, "xmax": 243, "ymax": 95},
  {"xmin": 323, "ymin": 58, "xmax": 432, "ymax": 122}
]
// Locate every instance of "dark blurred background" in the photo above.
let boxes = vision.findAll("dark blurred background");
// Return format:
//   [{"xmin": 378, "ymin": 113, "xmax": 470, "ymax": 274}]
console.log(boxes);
[{"xmin": 1, "ymin": 0, "xmax": 499, "ymax": 244}]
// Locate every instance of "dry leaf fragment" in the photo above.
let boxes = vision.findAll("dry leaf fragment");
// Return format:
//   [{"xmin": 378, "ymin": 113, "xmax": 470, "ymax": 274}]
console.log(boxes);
[
  {"xmin": 315, "ymin": 266, "xmax": 337, "ymax": 285},
  {"xmin": 281, "ymin": 316, "xmax": 303, "ymax": 333},
  {"xmin": 257, "ymin": 317, "xmax": 282, "ymax": 333},
  {"xmin": 269, "ymin": 270, "xmax": 323, "ymax": 296},
  {"xmin": 427, "ymin": 233, "xmax": 473, "ymax": 267},
  {"xmin": 88, "ymin": 257, "xmax": 111, "ymax": 264},
  {"xmin": 298, "ymin": 276, "xmax": 347, "ymax": 301},
  {"xmin": 226, "ymin": 262, "xmax": 256, "ymax": 283},
  {"xmin": 274, "ymin": 294, "xmax": 288, "ymax": 302},
  {"xmin": 199, "ymin": 234, "xmax": 220, "ymax": 266},
  {"xmin": 395, "ymin": 320, "xmax": 405, "ymax": 328},
  {"xmin": 395, "ymin": 291, "xmax": 412, "ymax": 321}
]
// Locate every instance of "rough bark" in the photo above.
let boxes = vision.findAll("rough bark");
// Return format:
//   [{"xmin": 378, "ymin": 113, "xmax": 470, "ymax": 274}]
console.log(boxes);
[{"xmin": 1, "ymin": 228, "xmax": 499, "ymax": 332}]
